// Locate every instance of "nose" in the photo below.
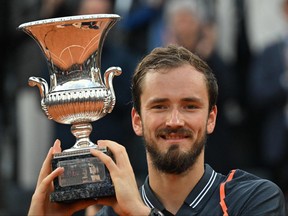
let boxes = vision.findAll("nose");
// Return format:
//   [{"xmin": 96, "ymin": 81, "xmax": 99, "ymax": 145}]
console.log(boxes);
[{"xmin": 166, "ymin": 108, "xmax": 184, "ymax": 127}]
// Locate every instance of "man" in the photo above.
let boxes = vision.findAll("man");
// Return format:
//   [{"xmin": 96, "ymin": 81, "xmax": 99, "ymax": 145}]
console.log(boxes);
[{"xmin": 28, "ymin": 45, "xmax": 286, "ymax": 215}]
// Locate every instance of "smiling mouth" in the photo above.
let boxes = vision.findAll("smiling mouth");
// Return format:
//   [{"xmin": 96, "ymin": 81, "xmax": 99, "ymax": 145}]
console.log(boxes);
[
  {"xmin": 157, "ymin": 127, "xmax": 192, "ymax": 140},
  {"xmin": 160, "ymin": 133, "xmax": 190, "ymax": 140}
]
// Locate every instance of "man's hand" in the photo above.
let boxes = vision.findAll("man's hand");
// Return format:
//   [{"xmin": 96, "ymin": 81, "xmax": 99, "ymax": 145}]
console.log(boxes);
[
  {"xmin": 28, "ymin": 140, "xmax": 97, "ymax": 216},
  {"xmin": 90, "ymin": 140, "xmax": 151, "ymax": 216}
]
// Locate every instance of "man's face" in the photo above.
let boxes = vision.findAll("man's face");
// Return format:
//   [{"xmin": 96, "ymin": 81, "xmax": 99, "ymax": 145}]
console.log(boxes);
[
  {"xmin": 170, "ymin": 11, "xmax": 201, "ymax": 51},
  {"xmin": 132, "ymin": 64, "xmax": 217, "ymax": 174}
]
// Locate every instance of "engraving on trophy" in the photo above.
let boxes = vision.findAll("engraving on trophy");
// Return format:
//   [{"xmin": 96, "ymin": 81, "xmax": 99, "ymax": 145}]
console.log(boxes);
[
  {"xmin": 58, "ymin": 157, "xmax": 105, "ymax": 187},
  {"xmin": 18, "ymin": 14, "xmax": 122, "ymax": 202}
]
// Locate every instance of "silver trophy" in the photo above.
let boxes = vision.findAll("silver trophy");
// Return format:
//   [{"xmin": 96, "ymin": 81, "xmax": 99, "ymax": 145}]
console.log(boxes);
[{"xmin": 18, "ymin": 14, "xmax": 122, "ymax": 202}]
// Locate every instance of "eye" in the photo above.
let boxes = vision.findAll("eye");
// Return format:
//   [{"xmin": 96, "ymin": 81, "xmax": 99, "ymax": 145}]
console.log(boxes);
[
  {"xmin": 152, "ymin": 104, "xmax": 168, "ymax": 110},
  {"xmin": 184, "ymin": 104, "xmax": 198, "ymax": 110}
]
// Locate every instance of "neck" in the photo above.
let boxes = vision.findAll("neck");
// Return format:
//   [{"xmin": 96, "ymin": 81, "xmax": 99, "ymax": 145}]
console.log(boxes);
[{"xmin": 147, "ymin": 153, "xmax": 205, "ymax": 214}]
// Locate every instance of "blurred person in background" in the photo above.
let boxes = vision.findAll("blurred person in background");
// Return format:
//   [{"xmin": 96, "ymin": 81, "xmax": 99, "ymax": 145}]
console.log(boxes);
[
  {"xmin": 119, "ymin": 0, "xmax": 166, "ymax": 56},
  {"xmin": 161, "ymin": 0, "xmax": 242, "ymax": 174},
  {"xmin": 248, "ymin": 0, "xmax": 288, "ymax": 201}
]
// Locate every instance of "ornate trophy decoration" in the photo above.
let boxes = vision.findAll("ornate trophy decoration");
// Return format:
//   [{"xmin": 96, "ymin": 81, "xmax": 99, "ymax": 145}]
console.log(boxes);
[{"xmin": 18, "ymin": 14, "xmax": 122, "ymax": 202}]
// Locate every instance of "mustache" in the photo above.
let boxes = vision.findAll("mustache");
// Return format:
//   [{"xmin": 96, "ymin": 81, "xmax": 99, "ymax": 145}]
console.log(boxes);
[{"xmin": 156, "ymin": 127, "xmax": 193, "ymax": 137}]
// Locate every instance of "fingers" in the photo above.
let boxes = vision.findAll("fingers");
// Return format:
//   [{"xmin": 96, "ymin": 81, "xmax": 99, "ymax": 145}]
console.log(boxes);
[
  {"xmin": 52, "ymin": 139, "xmax": 62, "ymax": 154},
  {"xmin": 29, "ymin": 166, "xmax": 65, "ymax": 216},
  {"xmin": 90, "ymin": 140, "xmax": 131, "ymax": 171},
  {"xmin": 36, "ymin": 139, "xmax": 62, "ymax": 187},
  {"xmin": 90, "ymin": 146, "xmax": 117, "ymax": 172},
  {"xmin": 90, "ymin": 141, "xmax": 143, "ymax": 215},
  {"xmin": 37, "ymin": 147, "xmax": 53, "ymax": 187},
  {"xmin": 98, "ymin": 140, "xmax": 130, "ymax": 167},
  {"xmin": 36, "ymin": 167, "xmax": 64, "ymax": 195}
]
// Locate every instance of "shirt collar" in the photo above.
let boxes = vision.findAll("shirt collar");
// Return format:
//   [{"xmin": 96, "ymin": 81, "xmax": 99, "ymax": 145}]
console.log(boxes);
[
  {"xmin": 185, "ymin": 164, "xmax": 219, "ymax": 208},
  {"xmin": 140, "ymin": 164, "xmax": 221, "ymax": 212}
]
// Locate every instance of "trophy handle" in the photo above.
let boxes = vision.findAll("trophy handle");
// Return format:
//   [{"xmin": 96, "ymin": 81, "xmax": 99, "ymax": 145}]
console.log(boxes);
[
  {"xmin": 104, "ymin": 67, "xmax": 122, "ymax": 113},
  {"xmin": 28, "ymin": 76, "xmax": 51, "ymax": 119}
]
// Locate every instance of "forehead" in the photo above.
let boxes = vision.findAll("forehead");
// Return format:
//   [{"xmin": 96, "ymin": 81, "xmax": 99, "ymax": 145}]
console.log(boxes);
[{"xmin": 141, "ymin": 64, "xmax": 208, "ymax": 100}]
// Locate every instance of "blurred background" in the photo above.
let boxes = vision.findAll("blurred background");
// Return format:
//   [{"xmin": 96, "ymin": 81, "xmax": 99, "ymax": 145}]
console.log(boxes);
[{"xmin": 0, "ymin": 0, "xmax": 288, "ymax": 215}]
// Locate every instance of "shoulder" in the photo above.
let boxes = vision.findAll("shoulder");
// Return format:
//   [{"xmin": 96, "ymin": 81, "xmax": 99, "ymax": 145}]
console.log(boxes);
[
  {"xmin": 224, "ymin": 169, "xmax": 287, "ymax": 215},
  {"xmin": 226, "ymin": 169, "xmax": 282, "ymax": 197}
]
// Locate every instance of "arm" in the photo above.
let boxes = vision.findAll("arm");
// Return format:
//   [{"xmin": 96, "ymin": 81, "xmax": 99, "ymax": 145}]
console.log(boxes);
[
  {"xmin": 28, "ymin": 139, "xmax": 98, "ymax": 216},
  {"xmin": 90, "ymin": 140, "xmax": 151, "ymax": 216}
]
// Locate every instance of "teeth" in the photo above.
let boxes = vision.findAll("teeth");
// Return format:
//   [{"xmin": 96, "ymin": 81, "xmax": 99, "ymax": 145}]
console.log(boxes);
[{"xmin": 165, "ymin": 135, "xmax": 185, "ymax": 139}]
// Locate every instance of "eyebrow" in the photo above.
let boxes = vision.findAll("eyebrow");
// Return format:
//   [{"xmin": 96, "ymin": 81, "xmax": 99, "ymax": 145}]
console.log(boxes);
[
  {"xmin": 181, "ymin": 97, "xmax": 203, "ymax": 103},
  {"xmin": 147, "ymin": 97, "xmax": 203, "ymax": 104}
]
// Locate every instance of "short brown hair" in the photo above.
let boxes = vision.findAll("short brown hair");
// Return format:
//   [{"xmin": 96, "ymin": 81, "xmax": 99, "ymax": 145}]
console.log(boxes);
[{"xmin": 131, "ymin": 44, "xmax": 218, "ymax": 114}]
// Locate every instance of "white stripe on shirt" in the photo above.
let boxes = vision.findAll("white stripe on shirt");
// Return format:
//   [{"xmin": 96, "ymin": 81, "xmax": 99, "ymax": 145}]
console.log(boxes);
[
  {"xmin": 189, "ymin": 170, "xmax": 217, "ymax": 208},
  {"xmin": 141, "ymin": 185, "xmax": 154, "ymax": 208}
]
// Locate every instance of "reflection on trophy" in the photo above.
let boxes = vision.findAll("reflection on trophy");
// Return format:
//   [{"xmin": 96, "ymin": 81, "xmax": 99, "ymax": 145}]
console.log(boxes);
[{"xmin": 18, "ymin": 14, "xmax": 122, "ymax": 202}]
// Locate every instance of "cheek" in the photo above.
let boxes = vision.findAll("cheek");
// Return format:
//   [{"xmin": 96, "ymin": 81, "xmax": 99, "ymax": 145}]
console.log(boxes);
[
  {"xmin": 186, "ymin": 115, "xmax": 208, "ymax": 134},
  {"xmin": 132, "ymin": 112, "xmax": 161, "ymax": 137},
  {"xmin": 141, "ymin": 115, "xmax": 162, "ymax": 136}
]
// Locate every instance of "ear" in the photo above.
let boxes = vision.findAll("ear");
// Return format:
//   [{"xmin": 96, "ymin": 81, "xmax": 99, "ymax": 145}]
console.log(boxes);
[
  {"xmin": 131, "ymin": 107, "xmax": 143, "ymax": 136},
  {"xmin": 207, "ymin": 105, "xmax": 217, "ymax": 134}
]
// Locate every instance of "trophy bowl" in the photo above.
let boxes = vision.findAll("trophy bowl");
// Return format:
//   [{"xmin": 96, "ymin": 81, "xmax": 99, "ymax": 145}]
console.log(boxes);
[{"xmin": 18, "ymin": 14, "xmax": 122, "ymax": 202}]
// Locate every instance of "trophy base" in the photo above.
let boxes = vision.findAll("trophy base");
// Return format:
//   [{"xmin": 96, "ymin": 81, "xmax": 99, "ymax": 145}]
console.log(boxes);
[{"xmin": 50, "ymin": 148, "xmax": 115, "ymax": 202}]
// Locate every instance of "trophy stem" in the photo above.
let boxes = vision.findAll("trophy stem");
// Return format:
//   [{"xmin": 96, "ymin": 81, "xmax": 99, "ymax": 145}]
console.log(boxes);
[{"xmin": 68, "ymin": 122, "xmax": 96, "ymax": 150}]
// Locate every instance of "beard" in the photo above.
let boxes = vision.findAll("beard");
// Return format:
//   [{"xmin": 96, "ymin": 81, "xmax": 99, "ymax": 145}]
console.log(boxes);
[{"xmin": 144, "ymin": 127, "xmax": 207, "ymax": 175}]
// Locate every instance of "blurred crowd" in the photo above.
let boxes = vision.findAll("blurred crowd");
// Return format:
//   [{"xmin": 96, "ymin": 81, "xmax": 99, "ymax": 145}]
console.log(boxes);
[{"xmin": 0, "ymin": 0, "xmax": 288, "ymax": 215}]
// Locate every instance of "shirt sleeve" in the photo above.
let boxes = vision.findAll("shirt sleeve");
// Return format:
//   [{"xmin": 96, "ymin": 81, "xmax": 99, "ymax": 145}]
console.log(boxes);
[
  {"xmin": 224, "ymin": 170, "xmax": 287, "ymax": 216},
  {"xmin": 240, "ymin": 180, "xmax": 286, "ymax": 216}
]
